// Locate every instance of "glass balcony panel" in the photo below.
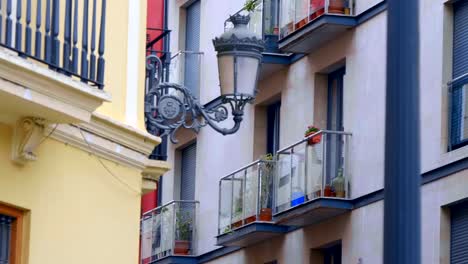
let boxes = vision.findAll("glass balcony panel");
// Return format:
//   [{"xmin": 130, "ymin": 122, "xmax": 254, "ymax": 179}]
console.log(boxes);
[
  {"xmin": 249, "ymin": 2, "xmax": 264, "ymax": 37},
  {"xmin": 263, "ymin": 0, "xmax": 280, "ymax": 36},
  {"xmin": 219, "ymin": 177, "xmax": 233, "ymax": 234},
  {"xmin": 140, "ymin": 201, "xmax": 199, "ymax": 262},
  {"xmin": 279, "ymin": 0, "xmax": 295, "ymax": 38},
  {"xmin": 279, "ymin": 0, "xmax": 355, "ymax": 40},
  {"xmin": 232, "ymin": 171, "xmax": 246, "ymax": 228},
  {"xmin": 294, "ymin": 0, "xmax": 309, "ymax": 30},
  {"xmin": 275, "ymin": 131, "xmax": 351, "ymax": 215},
  {"xmin": 218, "ymin": 160, "xmax": 276, "ymax": 235},
  {"xmin": 275, "ymin": 151, "xmax": 293, "ymax": 212},
  {"xmin": 244, "ymin": 163, "xmax": 259, "ymax": 224}
]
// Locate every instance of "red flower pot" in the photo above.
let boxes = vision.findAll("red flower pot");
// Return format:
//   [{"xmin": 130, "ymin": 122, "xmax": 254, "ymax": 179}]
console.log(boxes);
[
  {"xmin": 231, "ymin": 220, "xmax": 243, "ymax": 229},
  {"xmin": 174, "ymin": 240, "xmax": 190, "ymax": 255},
  {"xmin": 244, "ymin": 215, "xmax": 257, "ymax": 224},
  {"xmin": 295, "ymin": 18, "xmax": 307, "ymax": 30},
  {"xmin": 329, "ymin": 0, "xmax": 345, "ymax": 14},
  {"xmin": 324, "ymin": 185, "xmax": 335, "ymax": 197},
  {"xmin": 306, "ymin": 132, "xmax": 322, "ymax": 145},
  {"xmin": 259, "ymin": 208, "xmax": 272, "ymax": 222}
]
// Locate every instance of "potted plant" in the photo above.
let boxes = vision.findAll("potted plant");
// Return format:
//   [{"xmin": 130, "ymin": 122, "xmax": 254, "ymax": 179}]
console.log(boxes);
[
  {"xmin": 259, "ymin": 154, "xmax": 275, "ymax": 221},
  {"xmin": 328, "ymin": 0, "xmax": 346, "ymax": 14},
  {"xmin": 174, "ymin": 211, "xmax": 192, "ymax": 255},
  {"xmin": 310, "ymin": 0, "xmax": 325, "ymax": 20},
  {"xmin": 332, "ymin": 168, "xmax": 346, "ymax": 198},
  {"xmin": 305, "ymin": 126, "xmax": 322, "ymax": 145}
]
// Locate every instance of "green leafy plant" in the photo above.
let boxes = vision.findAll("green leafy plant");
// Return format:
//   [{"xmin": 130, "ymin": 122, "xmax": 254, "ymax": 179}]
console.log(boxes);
[
  {"xmin": 176, "ymin": 211, "xmax": 192, "ymax": 241},
  {"xmin": 244, "ymin": 0, "xmax": 259, "ymax": 12},
  {"xmin": 259, "ymin": 154, "xmax": 275, "ymax": 208},
  {"xmin": 305, "ymin": 125, "xmax": 320, "ymax": 136}
]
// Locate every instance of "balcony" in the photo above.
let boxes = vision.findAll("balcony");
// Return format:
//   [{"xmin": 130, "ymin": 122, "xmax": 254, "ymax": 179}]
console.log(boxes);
[
  {"xmin": 274, "ymin": 130, "xmax": 353, "ymax": 226},
  {"xmin": 278, "ymin": 0, "xmax": 356, "ymax": 53},
  {"xmin": 217, "ymin": 160, "xmax": 289, "ymax": 247},
  {"xmin": 140, "ymin": 201, "xmax": 199, "ymax": 264},
  {"xmin": 225, "ymin": 0, "xmax": 295, "ymax": 80},
  {"xmin": 0, "ymin": 0, "xmax": 110, "ymax": 125}
]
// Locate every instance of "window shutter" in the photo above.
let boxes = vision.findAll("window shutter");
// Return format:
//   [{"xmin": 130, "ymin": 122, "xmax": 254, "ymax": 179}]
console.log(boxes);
[
  {"xmin": 451, "ymin": 1, "xmax": 468, "ymax": 147},
  {"xmin": 0, "ymin": 214, "xmax": 13, "ymax": 264},
  {"xmin": 181, "ymin": 143, "xmax": 197, "ymax": 201},
  {"xmin": 184, "ymin": 1, "xmax": 201, "ymax": 97},
  {"xmin": 451, "ymin": 202, "xmax": 468, "ymax": 264}
]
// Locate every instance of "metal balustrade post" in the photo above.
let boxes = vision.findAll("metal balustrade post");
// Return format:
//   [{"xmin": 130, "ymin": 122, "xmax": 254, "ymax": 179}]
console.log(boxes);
[
  {"xmin": 384, "ymin": 0, "xmax": 421, "ymax": 263},
  {"xmin": 256, "ymin": 162, "xmax": 261, "ymax": 219}
]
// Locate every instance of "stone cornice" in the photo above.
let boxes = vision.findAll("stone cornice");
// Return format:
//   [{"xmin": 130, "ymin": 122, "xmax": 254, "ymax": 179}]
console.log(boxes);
[{"xmin": 45, "ymin": 114, "xmax": 170, "ymax": 184}]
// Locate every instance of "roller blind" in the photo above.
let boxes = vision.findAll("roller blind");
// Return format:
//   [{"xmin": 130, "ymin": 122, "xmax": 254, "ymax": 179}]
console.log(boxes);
[
  {"xmin": 451, "ymin": 201, "xmax": 468, "ymax": 263},
  {"xmin": 181, "ymin": 143, "xmax": 197, "ymax": 201},
  {"xmin": 184, "ymin": 0, "xmax": 201, "ymax": 97}
]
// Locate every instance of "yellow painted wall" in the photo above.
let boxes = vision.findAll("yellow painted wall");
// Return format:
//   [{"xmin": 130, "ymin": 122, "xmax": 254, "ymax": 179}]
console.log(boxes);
[
  {"xmin": 137, "ymin": 0, "xmax": 148, "ymax": 130},
  {"xmin": 97, "ymin": 0, "xmax": 130, "ymax": 123},
  {"xmin": 0, "ymin": 124, "xmax": 143, "ymax": 264}
]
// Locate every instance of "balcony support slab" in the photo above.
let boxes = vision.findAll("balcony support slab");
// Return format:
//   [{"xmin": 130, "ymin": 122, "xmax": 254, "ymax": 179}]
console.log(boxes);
[
  {"xmin": 216, "ymin": 223, "xmax": 289, "ymax": 247},
  {"xmin": 273, "ymin": 198, "xmax": 353, "ymax": 227}
]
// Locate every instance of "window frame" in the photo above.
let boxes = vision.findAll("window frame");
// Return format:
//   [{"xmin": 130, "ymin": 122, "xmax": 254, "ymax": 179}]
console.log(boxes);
[{"xmin": 0, "ymin": 204, "xmax": 24, "ymax": 264}]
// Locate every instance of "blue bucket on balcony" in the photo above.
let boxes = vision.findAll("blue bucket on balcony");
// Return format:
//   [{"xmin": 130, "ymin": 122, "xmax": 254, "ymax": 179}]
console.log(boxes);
[{"xmin": 291, "ymin": 188, "xmax": 305, "ymax": 207}]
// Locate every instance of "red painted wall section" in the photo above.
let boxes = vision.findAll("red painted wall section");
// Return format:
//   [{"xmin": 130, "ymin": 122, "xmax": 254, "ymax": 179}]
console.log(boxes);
[
  {"xmin": 141, "ymin": 189, "xmax": 158, "ymax": 215},
  {"xmin": 146, "ymin": 0, "xmax": 164, "ymax": 54}
]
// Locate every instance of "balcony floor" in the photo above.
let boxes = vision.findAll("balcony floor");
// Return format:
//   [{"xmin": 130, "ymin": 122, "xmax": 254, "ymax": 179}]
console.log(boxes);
[
  {"xmin": 151, "ymin": 256, "xmax": 198, "ymax": 264},
  {"xmin": 216, "ymin": 222, "xmax": 290, "ymax": 247},
  {"xmin": 278, "ymin": 15, "xmax": 357, "ymax": 54},
  {"xmin": 273, "ymin": 198, "xmax": 353, "ymax": 227}
]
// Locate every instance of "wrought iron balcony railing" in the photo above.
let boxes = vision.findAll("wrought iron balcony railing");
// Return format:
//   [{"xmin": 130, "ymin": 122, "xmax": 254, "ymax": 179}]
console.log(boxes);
[
  {"xmin": 0, "ymin": 0, "xmax": 107, "ymax": 89},
  {"xmin": 140, "ymin": 201, "xmax": 199, "ymax": 263},
  {"xmin": 279, "ymin": 0, "xmax": 355, "ymax": 39},
  {"xmin": 218, "ymin": 159, "xmax": 276, "ymax": 235},
  {"xmin": 275, "ymin": 130, "xmax": 352, "ymax": 214}
]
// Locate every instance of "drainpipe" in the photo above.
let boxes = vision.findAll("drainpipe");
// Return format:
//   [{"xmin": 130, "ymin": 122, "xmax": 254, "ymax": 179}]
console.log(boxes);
[{"xmin": 384, "ymin": 0, "xmax": 421, "ymax": 263}]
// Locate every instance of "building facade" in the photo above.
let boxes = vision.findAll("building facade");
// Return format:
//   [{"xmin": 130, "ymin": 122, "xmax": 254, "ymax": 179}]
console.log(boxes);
[
  {"xmin": 142, "ymin": 0, "xmax": 468, "ymax": 263},
  {"xmin": 0, "ymin": 1, "xmax": 171, "ymax": 264}
]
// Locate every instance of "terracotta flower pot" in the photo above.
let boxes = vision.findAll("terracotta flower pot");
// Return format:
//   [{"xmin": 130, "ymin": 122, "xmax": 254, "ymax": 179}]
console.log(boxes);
[
  {"xmin": 259, "ymin": 208, "xmax": 272, "ymax": 221},
  {"xmin": 295, "ymin": 18, "xmax": 307, "ymax": 30},
  {"xmin": 335, "ymin": 190, "xmax": 346, "ymax": 198},
  {"xmin": 306, "ymin": 132, "xmax": 322, "ymax": 145},
  {"xmin": 174, "ymin": 240, "xmax": 190, "ymax": 255},
  {"xmin": 231, "ymin": 220, "xmax": 243, "ymax": 229},
  {"xmin": 329, "ymin": 0, "xmax": 345, "ymax": 14},
  {"xmin": 310, "ymin": 0, "xmax": 325, "ymax": 20},
  {"xmin": 324, "ymin": 185, "xmax": 335, "ymax": 197},
  {"xmin": 244, "ymin": 215, "xmax": 257, "ymax": 224}
]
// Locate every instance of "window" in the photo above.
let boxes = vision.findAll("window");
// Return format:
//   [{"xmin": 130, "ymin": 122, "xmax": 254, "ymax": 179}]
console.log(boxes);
[
  {"xmin": 450, "ymin": 0, "xmax": 468, "ymax": 150},
  {"xmin": 310, "ymin": 243, "xmax": 342, "ymax": 264},
  {"xmin": 0, "ymin": 204, "xmax": 23, "ymax": 264},
  {"xmin": 267, "ymin": 101, "xmax": 281, "ymax": 154},
  {"xmin": 451, "ymin": 201, "xmax": 468, "ymax": 263}
]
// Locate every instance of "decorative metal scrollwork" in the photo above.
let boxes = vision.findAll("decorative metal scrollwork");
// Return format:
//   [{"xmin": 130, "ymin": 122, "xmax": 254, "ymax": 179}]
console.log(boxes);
[{"xmin": 144, "ymin": 55, "xmax": 251, "ymax": 144}]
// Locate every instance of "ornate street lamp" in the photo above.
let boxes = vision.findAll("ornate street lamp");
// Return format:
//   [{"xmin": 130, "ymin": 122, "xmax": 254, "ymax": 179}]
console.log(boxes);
[{"xmin": 145, "ymin": 14, "xmax": 264, "ymax": 143}]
